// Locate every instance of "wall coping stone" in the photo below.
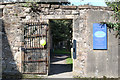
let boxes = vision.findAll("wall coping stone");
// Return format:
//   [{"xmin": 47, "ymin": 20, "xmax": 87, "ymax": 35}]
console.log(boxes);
[
  {"xmin": 60, "ymin": 6, "xmax": 77, "ymax": 9},
  {"xmin": 1, "ymin": 3, "xmax": 112, "ymax": 11},
  {"xmin": 51, "ymin": 5, "xmax": 60, "ymax": 9},
  {"xmin": 78, "ymin": 5, "xmax": 112, "ymax": 10},
  {"xmin": 41, "ymin": 4, "xmax": 50, "ymax": 8}
]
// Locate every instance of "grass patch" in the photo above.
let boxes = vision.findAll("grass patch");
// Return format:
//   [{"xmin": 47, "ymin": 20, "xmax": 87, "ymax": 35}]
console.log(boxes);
[
  {"xmin": 66, "ymin": 58, "xmax": 73, "ymax": 64},
  {"xmin": 53, "ymin": 49, "xmax": 71, "ymax": 54}
]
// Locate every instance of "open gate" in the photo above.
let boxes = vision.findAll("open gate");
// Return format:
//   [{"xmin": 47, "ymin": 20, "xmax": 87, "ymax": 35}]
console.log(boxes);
[{"xmin": 22, "ymin": 21, "xmax": 49, "ymax": 74}]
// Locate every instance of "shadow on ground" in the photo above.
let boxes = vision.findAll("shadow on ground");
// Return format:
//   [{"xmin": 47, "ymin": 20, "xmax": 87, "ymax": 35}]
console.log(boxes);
[{"xmin": 49, "ymin": 54, "xmax": 72, "ymax": 75}]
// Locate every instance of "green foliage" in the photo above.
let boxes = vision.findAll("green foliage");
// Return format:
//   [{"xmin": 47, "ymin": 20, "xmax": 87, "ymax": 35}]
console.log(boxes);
[
  {"xmin": 15, "ymin": 13, "xmax": 18, "ymax": 16},
  {"xmin": 53, "ymin": 49, "xmax": 71, "ymax": 54},
  {"xmin": 66, "ymin": 58, "xmax": 73, "ymax": 64},
  {"xmin": 50, "ymin": 20, "xmax": 72, "ymax": 50},
  {"xmin": 106, "ymin": 1, "xmax": 120, "ymax": 21},
  {"xmin": 104, "ymin": 1, "xmax": 120, "ymax": 36},
  {"xmin": 22, "ymin": 2, "xmax": 31, "ymax": 7},
  {"xmin": 101, "ymin": 22, "xmax": 120, "ymax": 36}
]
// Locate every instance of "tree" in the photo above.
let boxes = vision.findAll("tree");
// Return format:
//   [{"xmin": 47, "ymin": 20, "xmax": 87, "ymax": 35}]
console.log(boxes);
[
  {"xmin": 101, "ymin": 1, "xmax": 120, "ymax": 36},
  {"xmin": 106, "ymin": 1, "xmax": 120, "ymax": 21},
  {"xmin": 50, "ymin": 20, "xmax": 72, "ymax": 51}
]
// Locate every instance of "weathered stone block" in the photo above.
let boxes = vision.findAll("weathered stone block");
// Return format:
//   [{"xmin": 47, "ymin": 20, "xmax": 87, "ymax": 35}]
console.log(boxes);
[
  {"xmin": 13, "ymin": 47, "xmax": 19, "ymax": 51},
  {"xmin": 14, "ymin": 42, "xmax": 22, "ymax": 47},
  {"xmin": 51, "ymin": 5, "xmax": 60, "ymax": 9},
  {"xmin": 0, "ymin": 5, "xmax": 5, "ymax": 9},
  {"xmin": 5, "ymin": 5, "xmax": 14, "ymax": 9},
  {"xmin": 24, "ymin": 8, "xmax": 31, "ymax": 13},
  {"xmin": 78, "ymin": 5, "xmax": 91, "ymax": 9},
  {"xmin": 41, "ymin": 4, "xmax": 50, "ymax": 8},
  {"xmin": 72, "ymin": 10, "xmax": 79, "ymax": 15},
  {"xmin": 60, "ymin": 6, "xmax": 77, "ymax": 9}
]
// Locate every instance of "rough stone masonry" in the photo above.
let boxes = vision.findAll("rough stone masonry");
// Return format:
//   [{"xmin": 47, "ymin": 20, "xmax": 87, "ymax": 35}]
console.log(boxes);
[{"xmin": 0, "ymin": 2, "xmax": 119, "ymax": 78}]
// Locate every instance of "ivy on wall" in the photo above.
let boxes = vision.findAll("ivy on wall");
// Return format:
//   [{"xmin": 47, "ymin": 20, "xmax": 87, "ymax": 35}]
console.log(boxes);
[
  {"xmin": 101, "ymin": 22, "xmax": 120, "ymax": 37},
  {"xmin": 101, "ymin": 1, "xmax": 120, "ymax": 37}
]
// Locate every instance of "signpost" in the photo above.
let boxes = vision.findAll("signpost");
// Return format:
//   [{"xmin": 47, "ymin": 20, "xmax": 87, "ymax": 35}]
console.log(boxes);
[{"xmin": 93, "ymin": 23, "xmax": 107, "ymax": 50}]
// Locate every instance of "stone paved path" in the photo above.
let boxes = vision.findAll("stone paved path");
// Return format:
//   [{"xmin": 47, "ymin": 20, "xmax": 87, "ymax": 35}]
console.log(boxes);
[{"xmin": 48, "ymin": 54, "xmax": 73, "ymax": 78}]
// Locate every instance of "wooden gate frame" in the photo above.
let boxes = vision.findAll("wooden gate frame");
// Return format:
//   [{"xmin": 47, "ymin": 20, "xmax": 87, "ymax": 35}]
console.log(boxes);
[{"xmin": 21, "ymin": 21, "xmax": 49, "ymax": 74}]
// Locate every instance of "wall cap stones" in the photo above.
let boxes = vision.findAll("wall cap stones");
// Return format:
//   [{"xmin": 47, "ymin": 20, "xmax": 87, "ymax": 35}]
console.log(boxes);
[
  {"xmin": 41, "ymin": 4, "xmax": 50, "ymax": 8},
  {"xmin": 51, "ymin": 5, "xmax": 60, "ymax": 9},
  {"xmin": 78, "ymin": 5, "xmax": 112, "ymax": 11},
  {"xmin": 1, "ymin": 3, "xmax": 112, "ymax": 11},
  {"xmin": 60, "ymin": 6, "xmax": 77, "ymax": 9}
]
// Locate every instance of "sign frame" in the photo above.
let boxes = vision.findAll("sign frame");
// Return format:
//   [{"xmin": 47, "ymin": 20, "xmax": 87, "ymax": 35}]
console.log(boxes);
[{"xmin": 93, "ymin": 23, "xmax": 107, "ymax": 50}]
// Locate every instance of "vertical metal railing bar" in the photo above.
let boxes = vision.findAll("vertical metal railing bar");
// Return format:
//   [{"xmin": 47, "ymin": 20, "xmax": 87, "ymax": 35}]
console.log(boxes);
[
  {"xmin": 27, "ymin": 22, "xmax": 30, "ymax": 48},
  {"xmin": 31, "ymin": 22, "xmax": 33, "ymax": 73},
  {"xmin": 46, "ymin": 25, "xmax": 47, "ymax": 48},
  {"xmin": 39, "ymin": 23, "xmax": 40, "ymax": 48},
  {"xmin": 39, "ymin": 22, "xmax": 40, "ymax": 73},
  {"xmin": 30, "ymin": 22, "xmax": 32, "ymax": 73},
  {"xmin": 35, "ymin": 22, "xmax": 37, "ymax": 63},
  {"xmin": 23, "ymin": 24, "xmax": 26, "ymax": 73},
  {"xmin": 46, "ymin": 24, "xmax": 48, "ymax": 73},
  {"xmin": 32, "ymin": 22, "xmax": 34, "ymax": 73},
  {"xmin": 39, "ymin": 23, "xmax": 41, "ymax": 73},
  {"xmin": 33, "ymin": 22, "xmax": 35, "ymax": 48},
  {"xmin": 32, "ymin": 22, "xmax": 34, "ymax": 61},
  {"xmin": 37, "ymin": 22, "xmax": 39, "ymax": 74},
  {"xmin": 41, "ymin": 24, "xmax": 43, "ymax": 48},
  {"xmin": 26, "ymin": 23, "xmax": 28, "ymax": 72},
  {"xmin": 26, "ymin": 23, "xmax": 30, "ymax": 72},
  {"xmin": 39, "ymin": 24, "xmax": 42, "ymax": 73},
  {"xmin": 34, "ymin": 22, "xmax": 35, "ymax": 61},
  {"xmin": 35, "ymin": 22, "xmax": 37, "ymax": 73},
  {"xmin": 32, "ymin": 22, "xmax": 33, "ymax": 48},
  {"xmin": 30, "ymin": 22, "xmax": 31, "ymax": 48},
  {"xmin": 25, "ymin": 23, "xmax": 27, "ymax": 62},
  {"xmin": 37, "ymin": 22, "xmax": 38, "ymax": 48},
  {"xmin": 45, "ymin": 25, "xmax": 48, "ymax": 66}
]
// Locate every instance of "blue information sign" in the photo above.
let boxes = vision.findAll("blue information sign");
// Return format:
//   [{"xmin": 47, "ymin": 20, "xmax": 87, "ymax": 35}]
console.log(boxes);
[{"xmin": 93, "ymin": 23, "xmax": 107, "ymax": 49}]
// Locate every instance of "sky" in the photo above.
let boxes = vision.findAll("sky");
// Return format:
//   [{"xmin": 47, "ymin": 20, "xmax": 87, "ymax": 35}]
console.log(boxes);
[{"xmin": 69, "ymin": 0, "xmax": 107, "ymax": 6}]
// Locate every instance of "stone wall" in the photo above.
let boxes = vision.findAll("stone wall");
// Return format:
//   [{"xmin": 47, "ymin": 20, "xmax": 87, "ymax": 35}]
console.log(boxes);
[
  {"xmin": 0, "ymin": 3, "xmax": 119, "ymax": 78},
  {"xmin": 85, "ymin": 10, "xmax": 118, "ymax": 78},
  {"xmin": 73, "ymin": 9, "xmax": 119, "ymax": 78},
  {"xmin": 2, "ymin": 4, "xmax": 24, "ymax": 74}
]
